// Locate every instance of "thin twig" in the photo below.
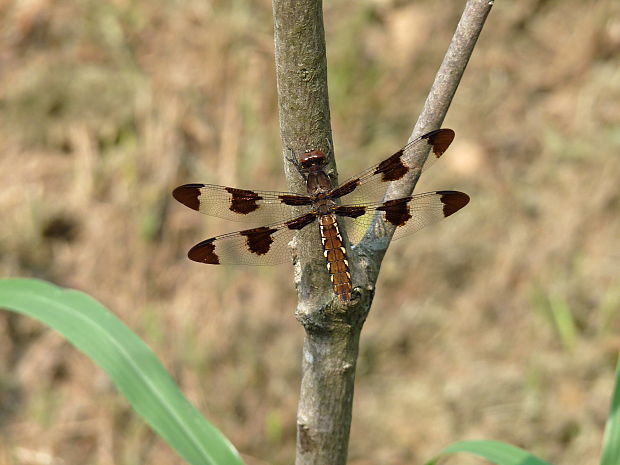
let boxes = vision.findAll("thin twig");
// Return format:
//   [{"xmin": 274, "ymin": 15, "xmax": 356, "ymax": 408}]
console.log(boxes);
[{"xmin": 359, "ymin": 0, "xmax": 494, "ymax": 288}]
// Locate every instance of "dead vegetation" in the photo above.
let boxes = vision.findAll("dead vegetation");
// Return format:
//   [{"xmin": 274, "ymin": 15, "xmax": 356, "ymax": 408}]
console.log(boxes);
[{"xmin": 1, "ymin": 0, "xmax": 619, "ymax": 464}]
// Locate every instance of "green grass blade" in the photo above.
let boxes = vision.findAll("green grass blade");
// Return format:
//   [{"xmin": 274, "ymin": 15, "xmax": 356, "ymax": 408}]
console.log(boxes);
[
  {"xmin": 548, "ymin": 295, "xmax": 577, "ymax": 350},
  {"xmin": 424, "ymin": 440, "xmax": 553, "ymax": 465},
  {"xmin": 0, "ymin": 278, "xmax": 244, "ymax": 465},
  {"xmin": 600, "ymin": 354, "xmax": 620, "ymax": 465}
]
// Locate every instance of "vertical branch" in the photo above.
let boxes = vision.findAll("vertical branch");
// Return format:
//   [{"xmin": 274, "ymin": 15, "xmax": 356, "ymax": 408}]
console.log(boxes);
[
  {"xmin": 272, "ymin": 0, "xmax": 332, "ymax": 169},
  {"xmin": 272, "ymin": 0, "xmax": 335, "ymax": 306},
  {"xmin": 272, "ymin": 1, "xmax": 364, "ymax": 464}
]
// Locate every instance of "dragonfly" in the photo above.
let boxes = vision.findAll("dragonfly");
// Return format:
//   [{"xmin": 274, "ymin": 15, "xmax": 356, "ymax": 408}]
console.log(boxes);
[{"xmin": 173, "ymin": 128, "xmax": 469, "ymax": 302}]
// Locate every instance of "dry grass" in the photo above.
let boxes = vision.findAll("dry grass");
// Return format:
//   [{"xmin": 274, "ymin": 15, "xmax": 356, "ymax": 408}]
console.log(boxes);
[{"xmin": 1, "ymin": 0, "xmax": 620, "ymax": 464}]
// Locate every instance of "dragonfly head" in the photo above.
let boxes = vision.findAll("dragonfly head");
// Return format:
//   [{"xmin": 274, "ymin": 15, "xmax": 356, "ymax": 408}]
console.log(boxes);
[{"xmin": 299, "ymin": 149, "xmax": 327, "ymax": 170}]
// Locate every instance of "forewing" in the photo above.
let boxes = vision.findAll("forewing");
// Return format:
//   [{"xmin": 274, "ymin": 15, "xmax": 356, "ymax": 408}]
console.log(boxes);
[
  {"xmin": 186, "ymin": 213, "xmax": 318, "ymax": 265},
  {"xmin": 173, "ymin": 184, "xmax": 313, "ymax": 223},
  {"xmin": 329, "ymin": 128, "xmax": 455, "ymax": 205},
  {"xmin": 335, "ymin": 190, "xmax": 469, "ymax": 245}
]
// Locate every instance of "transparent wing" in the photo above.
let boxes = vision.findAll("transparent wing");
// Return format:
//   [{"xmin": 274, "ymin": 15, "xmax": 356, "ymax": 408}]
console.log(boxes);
[
  {"xmin": 335, "ymin": 190, "xmax": 469, "ymax": 245},
  {"xmin": 329, "ymin": 128, "xmax": 455, "ymax": 206},
  {"xmin": 187, "ymin": 212, "xmax": 319, "ymax": 266},
  {"xmin": 173, "ymin": 184, "xmax": 313, "ymax": 224}
]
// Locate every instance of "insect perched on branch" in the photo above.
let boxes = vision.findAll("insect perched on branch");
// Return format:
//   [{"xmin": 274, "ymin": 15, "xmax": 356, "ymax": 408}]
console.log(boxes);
[{"xmin": 173, "ymin": 129, "xmax": 469, "ymax": 302}]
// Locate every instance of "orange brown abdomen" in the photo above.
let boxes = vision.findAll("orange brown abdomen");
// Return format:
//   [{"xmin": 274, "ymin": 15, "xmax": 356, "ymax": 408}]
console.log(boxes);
[{"xmin": 319, "ymin": 214, "xmax": 352, "ymax": 302}]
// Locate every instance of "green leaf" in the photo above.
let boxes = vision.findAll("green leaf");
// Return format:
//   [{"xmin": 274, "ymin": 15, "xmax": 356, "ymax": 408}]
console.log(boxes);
[
  {"xmin": 601, "ymin": 355, "xmax": 620, "ymax": 465},
  {"xmin": 424, "ymin": 440, "xmax": 553, "ymax": 465},
  {"xmin": 0, "ymin": 278, "xmax": 244, "ymax": 465}
]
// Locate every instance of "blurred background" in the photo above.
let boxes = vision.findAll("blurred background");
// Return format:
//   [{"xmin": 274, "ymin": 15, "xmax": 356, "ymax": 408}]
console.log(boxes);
[{"xmin": 1, "ymin": 0, "xmax": 619, "ymax": 464}]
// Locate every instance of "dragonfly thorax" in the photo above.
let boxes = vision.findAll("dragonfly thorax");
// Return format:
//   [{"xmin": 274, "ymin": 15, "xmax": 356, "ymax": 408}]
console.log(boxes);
[{"xmin": 315, "ymin": 198, "xmax": 336, "ymax": 215}]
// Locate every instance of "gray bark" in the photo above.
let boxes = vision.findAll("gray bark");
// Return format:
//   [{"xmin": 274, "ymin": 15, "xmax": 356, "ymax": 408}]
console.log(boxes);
[{"xmin": 271, "ymin": 1, "xmax": 494, "ymax": 464}]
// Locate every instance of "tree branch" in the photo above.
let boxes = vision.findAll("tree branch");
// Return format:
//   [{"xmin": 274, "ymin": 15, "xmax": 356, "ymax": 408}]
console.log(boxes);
[
  {"xmin": 271, "ymin": 1, "xmax": 493, "ymax": 464},
  {"xmin": 272, "ymin": 0, "xmax": 336, "ymax": 309}
]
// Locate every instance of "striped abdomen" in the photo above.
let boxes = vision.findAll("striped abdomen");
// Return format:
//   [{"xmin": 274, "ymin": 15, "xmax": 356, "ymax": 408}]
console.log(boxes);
[{"xmin": 319, "ymin": 214, "xmax": 352, "ymax": 302}]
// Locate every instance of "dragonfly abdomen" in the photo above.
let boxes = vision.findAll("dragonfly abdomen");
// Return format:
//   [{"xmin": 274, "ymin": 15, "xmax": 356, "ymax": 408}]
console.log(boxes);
[{"xmin": 319, "ymin": 214, "xmax": 352, "ymax": 302}]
